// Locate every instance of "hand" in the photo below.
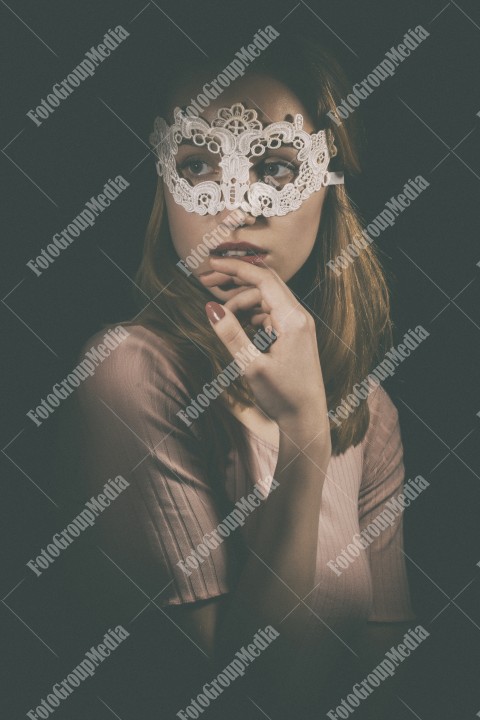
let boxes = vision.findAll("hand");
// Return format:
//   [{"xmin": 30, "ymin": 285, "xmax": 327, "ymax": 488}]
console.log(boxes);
[{"xmin": 205, "ymin": 257, "xmax": 330, "ymax": 440}]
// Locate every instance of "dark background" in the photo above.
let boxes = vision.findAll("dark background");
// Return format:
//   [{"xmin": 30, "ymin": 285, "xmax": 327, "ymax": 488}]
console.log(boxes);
[{"xmin": 1, "ymin": 0, "xmax": 479, "ymax": 717}]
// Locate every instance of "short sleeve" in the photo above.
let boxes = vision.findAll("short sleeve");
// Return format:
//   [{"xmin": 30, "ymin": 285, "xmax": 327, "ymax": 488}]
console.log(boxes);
[
  {"xmin": 358, "ymin": 385, "xmax": 416, "ymax": 622},
  {"xmin": 73, "ymin": 323, "xmax": 233, "ymax": 607}
]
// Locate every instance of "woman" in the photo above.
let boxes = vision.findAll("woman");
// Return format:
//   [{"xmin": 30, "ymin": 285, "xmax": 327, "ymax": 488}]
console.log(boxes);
[{"xmin": 72, "ymin": 30, "xmax": 416, "ymax": 719}]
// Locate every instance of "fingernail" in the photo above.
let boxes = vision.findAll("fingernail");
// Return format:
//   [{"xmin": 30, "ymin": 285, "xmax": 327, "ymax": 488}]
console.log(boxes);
[{"xmin": 205, "ymin": 302, "xmax": 225, "ymax": 324}]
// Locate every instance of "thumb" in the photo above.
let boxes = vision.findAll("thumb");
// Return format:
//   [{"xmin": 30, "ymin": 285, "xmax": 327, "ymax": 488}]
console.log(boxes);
[{"xmin": 205, "ymin": 302, "xmax": 254, "ymax": 360}]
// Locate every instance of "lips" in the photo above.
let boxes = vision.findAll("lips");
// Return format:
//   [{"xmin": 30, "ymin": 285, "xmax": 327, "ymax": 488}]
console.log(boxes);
[{"xmin": 210, "ymin": 242, "xmax": 267, "ymax": 259}]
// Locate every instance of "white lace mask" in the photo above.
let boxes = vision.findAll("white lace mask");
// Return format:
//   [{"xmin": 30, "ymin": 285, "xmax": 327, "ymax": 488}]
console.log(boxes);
[{"xmin": 149, "ymin": 103, "xmax": 344, "ymax": 217}]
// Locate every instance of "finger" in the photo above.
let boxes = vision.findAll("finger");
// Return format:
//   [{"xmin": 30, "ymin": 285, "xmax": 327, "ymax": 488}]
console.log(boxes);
[
  {"xmin": 249, "ymin": 312, "xmax": 270, "ymax": 326},
  {"xmin": 197, "ymin": 271, "xmax": 241, "ymax": 288},
  {"xmin": 224, "ymin": 288, "xmax": 263, "ymax": 313},
  {"xmin": 205, "ymin": 301, "xmax": 262, "ymax": 360},
  {"xmin": 198, "ymin": 271, "xmax": 255, "ymax": 290},
  {"xmin": 209, "ymin": 256, "xmax": 296, "ymax": 313}
]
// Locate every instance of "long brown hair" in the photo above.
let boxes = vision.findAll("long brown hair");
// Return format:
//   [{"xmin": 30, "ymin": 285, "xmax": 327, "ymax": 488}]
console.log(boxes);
[{"xmin": 132, "ymin": 32, "xmax": 393, "ymax": 505}]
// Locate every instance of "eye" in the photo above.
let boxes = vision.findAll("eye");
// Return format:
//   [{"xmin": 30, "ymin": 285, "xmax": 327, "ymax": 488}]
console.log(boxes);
[
  {"xmin": 178, "ymin": 158, "xmax": 214, "ymax": 177},
  {"xmin": 257, "ymin": 158, "xmax": 298, "ymax": 186},
  {"xmin": 177, "ymin": 155, "xmax": 220, "ymax": 185}
]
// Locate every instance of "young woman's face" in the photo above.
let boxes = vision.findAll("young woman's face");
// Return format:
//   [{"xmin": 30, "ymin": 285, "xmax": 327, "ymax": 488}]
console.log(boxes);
[{"xmin": 163, "ymin": 73, "xmax": 328, "ymax": 301}]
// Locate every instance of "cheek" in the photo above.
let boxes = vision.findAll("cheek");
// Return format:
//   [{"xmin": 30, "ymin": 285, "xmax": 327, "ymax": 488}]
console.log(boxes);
[
  {"xmin": 294, "ymin": 193, "xmax": 325, "ymax": 254},
  {"xmin": 299, "ymin": 188, "xmax": 326, "ymax": 228},
  {"xmin": 273, "ymin": 190, "xmax": 326, "ymax": 262},
  {"xmin": 267, "ymin": 196, "xmax": 325, "ymax": 282}
]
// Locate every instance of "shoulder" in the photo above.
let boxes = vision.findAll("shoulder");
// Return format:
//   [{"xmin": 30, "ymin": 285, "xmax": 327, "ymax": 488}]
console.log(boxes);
[
  {"xmin": 79, "ymin": 322, "xmax": 182, "ymax": 375},
  {"xmin": 76, "ymin": 322, "xmax": 190, "ymax": 407},
  {"xmin": 362, "ymin": 384, "xmax": 400, "ymax": 446},
  {"xmin": 360, "ymin": 384, "xmax": 403, "ymax": 485},
  {"xmin": 80, "ymin": 321, "xmax": 179, "ymax": 364}
]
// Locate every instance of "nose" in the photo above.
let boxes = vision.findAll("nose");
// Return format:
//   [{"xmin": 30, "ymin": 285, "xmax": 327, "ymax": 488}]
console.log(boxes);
[
  {"xmin": 236, "ymin": 211, "xmax": 256, "ymax": 226},
  {"xmin": 213, "ymin": 208, "xmax": 257, "ymax": 227}
]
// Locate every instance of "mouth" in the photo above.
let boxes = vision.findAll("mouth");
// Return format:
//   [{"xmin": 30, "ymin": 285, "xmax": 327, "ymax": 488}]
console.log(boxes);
[{"xmin": 210, "ymin": 242, "xmax": 268, "ymax": 264}]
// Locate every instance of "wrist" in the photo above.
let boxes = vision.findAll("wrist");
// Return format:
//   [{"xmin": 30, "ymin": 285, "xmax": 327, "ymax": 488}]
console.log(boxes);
[
  {"xmin": 277, "ymin": 407, "xmax": 331, "ymax": 451},
  {"xmin": 277, "ymin": 398, "xmax": 327, "ymax": 429}
]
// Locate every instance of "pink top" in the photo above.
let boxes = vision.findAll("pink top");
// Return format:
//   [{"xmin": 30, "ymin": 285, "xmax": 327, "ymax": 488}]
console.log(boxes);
[{"xmin": 76, "ymin": 322, "xmax": 415, "ymax": 640}]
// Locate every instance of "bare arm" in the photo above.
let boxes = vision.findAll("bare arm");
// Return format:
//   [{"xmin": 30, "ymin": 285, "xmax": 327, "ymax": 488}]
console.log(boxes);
[
  {"xmin": 215, "ymin": 409, "xmax": 330, "ymax": 639},
  {"xmin": 168, "ymin": 410, "xmax": 330, "ymax": 707},
  {"xmin": 168, "ymin": 257, "xmax": 332, "ymax": 702}
]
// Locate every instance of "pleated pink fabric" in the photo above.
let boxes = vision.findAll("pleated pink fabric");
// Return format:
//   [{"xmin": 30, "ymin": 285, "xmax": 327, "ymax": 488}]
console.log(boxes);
[{"xmin": 75, "ymin": 322, "xmax": 416, "ymax": 630}]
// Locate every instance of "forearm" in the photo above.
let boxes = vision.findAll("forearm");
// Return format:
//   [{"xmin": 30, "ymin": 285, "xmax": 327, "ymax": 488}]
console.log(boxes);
[{"xmin": 216, "ymin": 406, "xmax": 330, "ymax": 650}]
